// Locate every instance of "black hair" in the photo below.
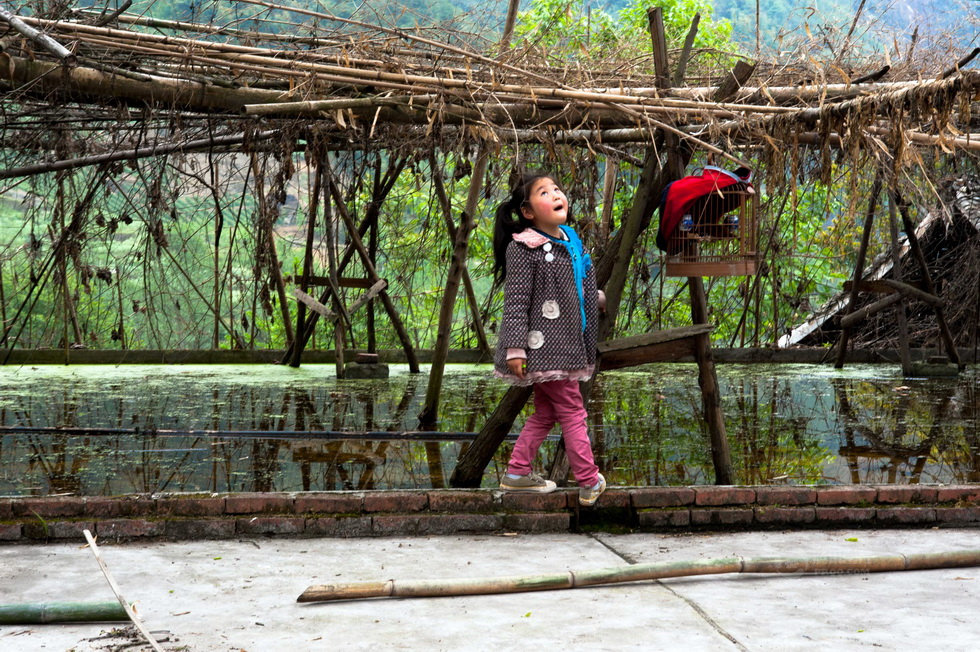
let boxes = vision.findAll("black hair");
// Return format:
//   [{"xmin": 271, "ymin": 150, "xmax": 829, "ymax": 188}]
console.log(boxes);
[{"xmin": 492, "ymin": 172, "xmax": 558, "ymax": 281}]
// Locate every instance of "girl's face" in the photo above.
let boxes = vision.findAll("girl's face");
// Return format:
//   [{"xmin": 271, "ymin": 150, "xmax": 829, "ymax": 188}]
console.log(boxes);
[{"xmin": 521, "ymin": 177, "xmax": 567, "ymax": 235}]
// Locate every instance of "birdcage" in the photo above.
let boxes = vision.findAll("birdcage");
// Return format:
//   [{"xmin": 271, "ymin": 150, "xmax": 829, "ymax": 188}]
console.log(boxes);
[{"xmin": 663, "ymin": 187, "xmax": 758, "ymax": 277}]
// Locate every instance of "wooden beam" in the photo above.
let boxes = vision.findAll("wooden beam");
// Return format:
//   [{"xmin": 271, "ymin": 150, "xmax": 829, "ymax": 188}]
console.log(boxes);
[
  {"xmin": 839, "ymin": 293, "xmax": 904, "ymax": 329},
  {"xmin": 879, "ymin": 278, "xmax": 943, "ymax": 307},
  {"xmin": 293, "ymin": 288, "xmax": 335, "ymax": 319}
]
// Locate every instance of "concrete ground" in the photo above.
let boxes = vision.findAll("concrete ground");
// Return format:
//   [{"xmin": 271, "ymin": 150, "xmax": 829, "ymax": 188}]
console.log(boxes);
[{"xmin": 2, "ymin": 528, "xmax": 979, "ymax": 651}]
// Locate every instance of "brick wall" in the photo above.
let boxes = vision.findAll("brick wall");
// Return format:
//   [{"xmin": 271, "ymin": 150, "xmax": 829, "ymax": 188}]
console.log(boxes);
[{"xmin": 1, "ymin": 485, "xmax": 978, "ymax": 543}]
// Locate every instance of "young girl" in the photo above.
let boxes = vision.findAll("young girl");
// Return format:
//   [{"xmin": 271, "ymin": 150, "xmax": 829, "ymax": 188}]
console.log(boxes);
[{"xmin": 492, "ymin": 172, "xmax": 606, "ymax": 507}]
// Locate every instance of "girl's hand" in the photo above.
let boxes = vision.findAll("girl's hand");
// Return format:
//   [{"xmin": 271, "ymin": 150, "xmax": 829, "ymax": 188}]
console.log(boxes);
[{"xmin": 507, "ymin": 357, "xmax": 526, "ymax": 379}]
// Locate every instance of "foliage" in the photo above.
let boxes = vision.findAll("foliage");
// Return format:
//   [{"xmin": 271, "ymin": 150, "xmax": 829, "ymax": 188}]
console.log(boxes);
[{"xmin": 513, "ymin": 0, "xmax": 734, "ymax": 64}]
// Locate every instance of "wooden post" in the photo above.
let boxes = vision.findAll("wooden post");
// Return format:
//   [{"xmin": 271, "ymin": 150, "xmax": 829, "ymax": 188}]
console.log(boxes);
[
  {"xmin": 500, "ymin": 0, "xmax": 521, "ymax": 49},
  {"xmin": 647, "ymin": 8, "xmax": 670, "ymax": 89},
  {"xmin": 327, "ymin": 172, "xmax": 420, "ymax": 371},
  {"xmin": 290, "ymin": 157, "xmax": 322, "ymax": 367},
  {"xmin": 431, "ymin": 157, "xmax": 492, "ymax": 359},
  {"xmin": 249, "ymin": 153, "xmax": 295, "ymax": 348},
  {"xmin": 887, "ymin": 192, "xmax": 913, "ymax": 374},
  {"xmin": 890, "ymin": 188, "xmax": 961, "ymax": 367},
  {"xmin": 418, "ymin": 147, "xmax": 490, "ymax": 428},
  {"xmin": 284, "ymin": 157, "xmax": 420, "ymax": 372},
  {"xmin": 673, "ymin": 14, "xmax": 701, "ymax": 86},
  {"xmin": 834, "ymin": 171, "xmax": 883, "ymax": 368},
  {"xmin": 690, "ymin": 276, "xmax": 733, "ymax": 484},
  {"xmin": 450, "ymin": 384, "xmax": 532, "ymax": 488}
]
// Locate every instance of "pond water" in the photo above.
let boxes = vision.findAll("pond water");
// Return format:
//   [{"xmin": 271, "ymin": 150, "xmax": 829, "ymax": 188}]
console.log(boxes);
[{"xmin": 1, "ymin": 363, "xmax": 978, "ymax": 496}]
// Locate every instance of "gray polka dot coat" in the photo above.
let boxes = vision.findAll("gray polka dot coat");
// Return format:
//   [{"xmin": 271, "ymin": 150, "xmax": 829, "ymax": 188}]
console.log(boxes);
[{"xmin": 494, "ymin": 228, "xmax": 599, "ymax": 385}]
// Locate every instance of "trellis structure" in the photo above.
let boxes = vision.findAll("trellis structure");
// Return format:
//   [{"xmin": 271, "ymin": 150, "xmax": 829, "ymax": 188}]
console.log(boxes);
[{"xmin": 1, "ymin": 1, "xmax": 979, "ymax": 484}]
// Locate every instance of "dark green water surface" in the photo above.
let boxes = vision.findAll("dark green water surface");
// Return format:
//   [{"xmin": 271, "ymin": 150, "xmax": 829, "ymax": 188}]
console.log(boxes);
[{"xmin": 1, "ymin": 363, "xmax": 977, "ymax": 496}]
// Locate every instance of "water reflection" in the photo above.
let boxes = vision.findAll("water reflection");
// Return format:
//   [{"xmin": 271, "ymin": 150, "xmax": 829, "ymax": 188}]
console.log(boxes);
[{"xmin": 0, "ymin": 364, "xmax": 977, "ymax": 496}]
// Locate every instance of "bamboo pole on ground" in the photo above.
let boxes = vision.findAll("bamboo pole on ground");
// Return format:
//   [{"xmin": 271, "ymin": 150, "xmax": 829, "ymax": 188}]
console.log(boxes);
[
  {"xmin": 0, "ymin": 602, "xmax": 128, "ymax": 624},
  {"xmin": 298, "ymin": 549, "xmax": 980, "ymax": 603}
]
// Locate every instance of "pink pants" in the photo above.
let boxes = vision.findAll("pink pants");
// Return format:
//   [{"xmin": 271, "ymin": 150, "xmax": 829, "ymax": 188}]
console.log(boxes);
[{"xmin": 507, "ymin": 379, "xmax": 600, "ymax": 488}]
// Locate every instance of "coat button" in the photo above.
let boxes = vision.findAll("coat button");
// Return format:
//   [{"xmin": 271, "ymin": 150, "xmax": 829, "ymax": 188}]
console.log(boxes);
[
  {"xmin": 527, "ymin": 330, "xmax": 544, "ymax": 349},
  {"xmin": 545, "ymin": 253, "xmax": 554, "ymax": 262},
  {"xmin": 543, "ymin": 243, "xmax": 552, "ymax": 252}
]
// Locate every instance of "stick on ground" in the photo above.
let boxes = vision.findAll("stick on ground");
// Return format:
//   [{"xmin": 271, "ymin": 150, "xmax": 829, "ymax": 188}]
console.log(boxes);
[{"xmin": 82, "ymin": 529, "xmax": 166, "ymax": 652}]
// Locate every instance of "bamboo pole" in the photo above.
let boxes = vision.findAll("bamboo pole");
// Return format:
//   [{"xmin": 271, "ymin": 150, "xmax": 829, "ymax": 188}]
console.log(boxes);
[
  {"xmin": 0, "ymin": 8, "xmax": 73, "ymax": 59},
  {"xmin": 0, "ymin": 602, "xmax": 128, "ymax": 624},
  {"xmin": 298, "ymin": 550, "xmax": 980, "ymax": 603}
]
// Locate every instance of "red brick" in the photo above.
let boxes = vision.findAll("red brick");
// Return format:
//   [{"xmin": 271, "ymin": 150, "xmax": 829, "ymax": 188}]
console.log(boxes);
[
  {"xmin": 502, "ymin": 513, "xmax": 570, "ymax": 533},
  {"xmin": 82, "ymin": 497, "xmax": 123, "ymax": 517},
  {"xmin": 500, "ymin": 492, "xmax": 566, "ymax": 511},
  {"xmin": 693, "ymin": 487, "xmax": 756, "ymax": 506},
  {"xmin": 14, "ymin": 497, "xmax": 86, "ymax": 518},
  {"xmin": 23, "ymin": 520, "xmax": 94, "ymax": 540},
  {"xmin": 572, "ymin": 488, "xmax": 629, "ymax": 509},
  {"xmin": 305, "ymin": 516, "xmax": 373, "ymax": 537},
  {"xmin": 224, "ymin": 493, "xmax": 294, "ymax": 515},
  {"xmin": 816, "ymin": 486, "xmax": 877, "ymax": 505},
  {"xmin": 294, "ymin": 494, "xmax": 363, "ymax": 514},
  {"xmin": 814, "ymin": 507, "xmax": 876, "ymax": 525},
  {"xmin": 164, "ymin": 519, "xmax": 236, "ymax": 540},
  {"xmin": 158, "ymin": 497, "xmax": 225, "ymax": 517},
  {"xmin": 936, "ymin": 486, "xmax": 980, "ymax": 504},
  {"xmin": 755, "ymin": 487, "xmax": 817, "ymax": 506},
  {"xmin": 363, "ymin": 492, "xmax": 428, "ymax": 513},
  {"xmin": 97, "ymin": 519, "xmax": 166, "ymax": 540},
  {"xmin": 114, "ymin": 496, "xmax": 157, "ymax": 517},
  {"xmin": 237, "ymin": 516, "xmax": 306, "ymax": 536},
  {"xmin": 631, "ymin": 488, "xmax": 695, "ymax": 508},
  {"xmin": 876, "ymin": 486, "xmax": 938, "ymax": 504},
  {"xmin": 427, "ymin": 491, "xmax": 495, "ymax": 512},
  {"xmin": 690, "ymin": 508, "xmax": 754, "ymax": 526},
  {"xmin": 416, "ymin": 514, "xmax": 502, "ymax": 535},
  {"xmin": 637, "ymin": 509, "xmax": 690, "ymax": 529},
  {"xmin": 0, "ymin": 523, "xmax": 22, "ymax": 541},
  {"xmin": 935, "ymin": 507, "xmax": 980, "ymax": 524},
  {"xmin": 876, "ymin": 507, "xmax": 936, "ymax": 525},
  {"xmin": 0, "ymin": 499, "xmax": 13, "ymax": 519},
  {"xmin": 754, "ymin": 506, "xmax": 816, "ymax": 525},
  {"xmin": 372, "ymin": 514, "xmax": 425, "ymax": 535}
]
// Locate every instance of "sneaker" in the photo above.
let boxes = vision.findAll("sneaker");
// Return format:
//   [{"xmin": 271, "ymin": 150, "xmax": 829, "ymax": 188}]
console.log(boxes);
[
  {"xmin": 499, "ymin": 472, "xmax": 557, "ymax": 493},
  {"xmin": 579, "ymin": 473, "xmax": 606, "ymax": 507}
]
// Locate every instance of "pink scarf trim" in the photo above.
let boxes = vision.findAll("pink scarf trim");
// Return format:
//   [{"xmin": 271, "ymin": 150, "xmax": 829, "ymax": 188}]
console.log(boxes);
[{"xmin": 512, "ymin": 229, "xmax": 550, "ymax": 248}]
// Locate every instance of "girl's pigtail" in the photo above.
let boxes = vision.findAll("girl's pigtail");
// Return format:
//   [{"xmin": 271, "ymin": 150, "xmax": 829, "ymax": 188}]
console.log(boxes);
[{"xmin": 492, "ymin": 197, "xmax": 522, "ymax": 282}]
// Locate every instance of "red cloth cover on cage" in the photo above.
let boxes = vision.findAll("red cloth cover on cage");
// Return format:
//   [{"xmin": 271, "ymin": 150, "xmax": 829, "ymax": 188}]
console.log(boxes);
[{"xmin": 656, "ymin": 166, "xmax": 753, "ymax": 254}]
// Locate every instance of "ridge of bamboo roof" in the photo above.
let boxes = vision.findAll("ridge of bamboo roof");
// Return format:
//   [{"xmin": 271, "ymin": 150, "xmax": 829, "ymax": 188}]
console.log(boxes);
[{"xmin": 1, "ymin": 7, "xmax": 978, "ymax": 162}]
